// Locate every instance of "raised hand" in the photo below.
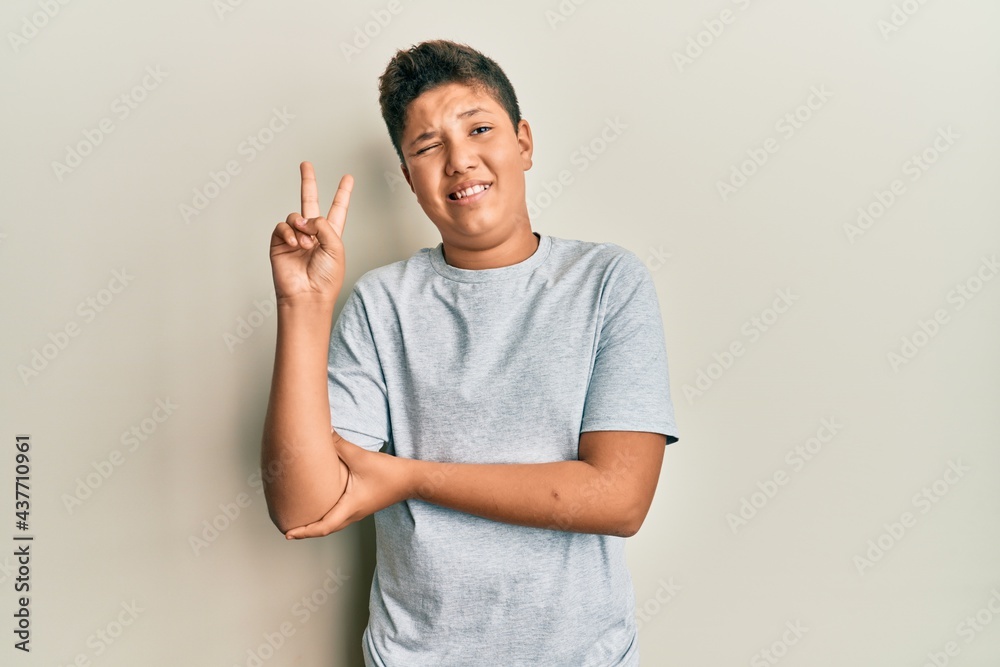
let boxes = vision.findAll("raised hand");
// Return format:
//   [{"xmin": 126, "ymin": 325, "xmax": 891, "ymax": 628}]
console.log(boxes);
[{"xmin": 269, "ymin": 162, "xmax": 354, "ymax": 304}]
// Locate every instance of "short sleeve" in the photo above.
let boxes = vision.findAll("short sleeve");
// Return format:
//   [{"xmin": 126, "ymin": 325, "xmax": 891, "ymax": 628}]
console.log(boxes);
[
  {"xmin": 327, "ymin": 286, "xmax": 391, "ymax": 452},
  {"xmin": 580, "ymin": 251, "xmax": 680, "ymax": 444}
]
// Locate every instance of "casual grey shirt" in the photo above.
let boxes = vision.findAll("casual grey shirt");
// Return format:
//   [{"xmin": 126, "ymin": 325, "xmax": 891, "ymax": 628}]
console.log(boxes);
[{"xmin": 327, "ymin": 231, "xmax": 680, "ymax": 666}]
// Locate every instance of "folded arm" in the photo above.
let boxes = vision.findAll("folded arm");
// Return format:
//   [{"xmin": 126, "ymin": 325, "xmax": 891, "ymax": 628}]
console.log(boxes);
[
  {"xmin": 413, "ymin": 430, "xmax": 665, "ymax": 537},
  {"xmin": 284, "ymin": 430, "xmax": 666, "ymax": 539}
]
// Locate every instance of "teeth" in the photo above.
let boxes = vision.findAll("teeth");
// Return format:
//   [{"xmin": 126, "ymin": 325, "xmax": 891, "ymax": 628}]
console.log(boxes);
[{"xmin": 452, "ymin": 183, "xmax": 490, "ymax": 199}]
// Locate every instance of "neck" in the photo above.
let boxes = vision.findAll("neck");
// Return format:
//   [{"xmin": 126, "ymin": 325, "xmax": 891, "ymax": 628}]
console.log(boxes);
[{"xmin": 441, "ymin": 228, "xmax": 540, "ymax": 270}]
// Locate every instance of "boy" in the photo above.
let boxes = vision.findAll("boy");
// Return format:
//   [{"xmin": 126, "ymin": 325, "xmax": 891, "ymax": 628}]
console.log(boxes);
[{"xmin": 261, "ymin": 39, "xmax": 679, "ymax": 666}]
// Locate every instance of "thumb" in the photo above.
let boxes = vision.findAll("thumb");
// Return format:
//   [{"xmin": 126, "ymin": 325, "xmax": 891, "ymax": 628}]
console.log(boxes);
[
  {"xmin": 309, "ymin": 215, "xmax": 341, "ymax": 254},
  {"xmin": 333, "ymin": 436, "xmax": 363, "ymax": 462}
]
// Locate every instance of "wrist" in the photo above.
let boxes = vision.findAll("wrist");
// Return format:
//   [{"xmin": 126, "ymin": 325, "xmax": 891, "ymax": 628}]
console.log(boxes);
[
  {"xmin": 276, "ymin": 291, "xmax": 340, "ymax": 311},
  {"xmin": 401, "ymin": 457, "xmax": 422, "ymax": 501},
  {"xmin": 405, "ymin": 458, "xmax": 458, "ymax": 502}
]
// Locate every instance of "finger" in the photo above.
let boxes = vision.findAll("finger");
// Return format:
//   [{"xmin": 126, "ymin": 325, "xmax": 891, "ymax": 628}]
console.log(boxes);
[
  {"xmin": 285, "ymin": 522, "xmax": 329, "ymax": 540},
  {"xmin": 285, "ymin": 507, "xmax": 347, "ymax": 539},
  {"xmin": 285, "ymin": 212, "xmax": 318, "ymax": 248},
  {"xmin": 270, "ymin": 222, "xmax": 298, "ymax": 249},
  {"xmin": 287, "ymin": 211, "xmax": 320, "ymax": 236},
  {"xmin": 325, "ymin": 174, "xmax": 354, "ymax": 238},
  {"xmin": 287, "ymin": 476, "xmax": 360, "ymax": 539},
  {"xmin": 300, "ymin": 161, "xmax": 321, "ymax": 219}
]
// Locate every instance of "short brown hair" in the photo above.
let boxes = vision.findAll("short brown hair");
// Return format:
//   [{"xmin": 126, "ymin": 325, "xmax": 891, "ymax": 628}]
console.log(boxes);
[{"xmin": 378, "ymin": 39, "xmax": 522, "ymax": 165}]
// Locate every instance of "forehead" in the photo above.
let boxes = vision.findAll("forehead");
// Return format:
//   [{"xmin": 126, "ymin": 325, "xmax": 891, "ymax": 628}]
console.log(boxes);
[{"xmin": 403, "ymin": 82, "xmax": 503, "ymax": 132}]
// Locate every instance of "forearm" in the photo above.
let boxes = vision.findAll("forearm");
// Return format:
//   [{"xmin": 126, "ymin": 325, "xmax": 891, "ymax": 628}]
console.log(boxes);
[
  {"xmin": 406, "ymin": 458, "xmax": 637, "ymax": 538},
  {"xmin": 261, "ymin": 297, "xmax": 347, "ymax": 532}
]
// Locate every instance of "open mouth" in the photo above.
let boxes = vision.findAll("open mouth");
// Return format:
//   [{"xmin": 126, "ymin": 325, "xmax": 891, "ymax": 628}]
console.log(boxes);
[{"xmin": 448, "ymin": 183, "xmax": 492, "ymax": 201}]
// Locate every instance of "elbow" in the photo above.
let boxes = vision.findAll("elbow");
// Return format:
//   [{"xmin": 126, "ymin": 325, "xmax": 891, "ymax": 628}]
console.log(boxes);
[
  {"xmin": 263, "ymin": 485, "xmax": 343, "ymax": 536},
  {"xmin": 267, "ymin": 503, "xmax": 324, "ymax": 536},
  {"xmin": 262, "ymin": 483, "xmax": 312, "ymax": 535},
  {"xmin": 269, "ymin": 513, "xmax": 291, "ymax": 537},
  {"xmin": 264, "ymin": 493, "xmax": 323, "ymax": 536},
  {"xmin": 269, "ymin": 517, "xmax": 289, "ymax": 536},
  {"xmin": 612, "ymin": 518, "xmax": 640, "ymax": 539},
  {"xmin": 260, "ymin": 442, "xmax": 348, "ymax": 535},
  {"xmin": 263, "ymin": 493, "xmax": 294, "ymax": 535},
  {"xmin": 601, "ymin": 519, "xmax": 637, "ymax": 539},
  {"xmin": 589, "ymin": 493, "xmax": 645, "ymax": 538},
  {"xmin": 622, "ymin": 519, "xmax": 641, "ymax": 538},
  {"xmin": 615, "ymin": 503, "xmax": 648, "ymax": 538},
  {"xmin": 620, "ymin": 488, "xmax": 659, "ymax": 537}
]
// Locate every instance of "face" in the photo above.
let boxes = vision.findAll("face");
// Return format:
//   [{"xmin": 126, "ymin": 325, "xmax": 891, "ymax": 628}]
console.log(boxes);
[{"xmin": 399, "ymin": 81, "xmax": 533, "ymax": 243}]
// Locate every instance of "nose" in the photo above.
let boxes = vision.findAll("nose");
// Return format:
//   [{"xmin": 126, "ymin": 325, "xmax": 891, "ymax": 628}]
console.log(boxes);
[{"xmin": 444, "ymin": 138, "xmax": 478, "ymax": 175}]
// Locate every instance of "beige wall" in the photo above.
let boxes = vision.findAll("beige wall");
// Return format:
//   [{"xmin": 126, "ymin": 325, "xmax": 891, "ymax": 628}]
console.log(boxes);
[{"xmin": 3, "ymin": 0, "xmax": 999, "ymax": 664}]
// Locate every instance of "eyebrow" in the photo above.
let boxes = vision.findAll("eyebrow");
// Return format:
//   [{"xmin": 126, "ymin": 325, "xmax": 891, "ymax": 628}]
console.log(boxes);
[{"xmin": 408, "ymin": 107, "xmax": 489, "ymax": 148}]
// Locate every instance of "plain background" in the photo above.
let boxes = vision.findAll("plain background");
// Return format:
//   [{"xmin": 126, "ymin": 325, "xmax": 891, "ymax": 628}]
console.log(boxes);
[{"xmin": 3, "ymin": 0, "xmax": 999, "ymax": 665}]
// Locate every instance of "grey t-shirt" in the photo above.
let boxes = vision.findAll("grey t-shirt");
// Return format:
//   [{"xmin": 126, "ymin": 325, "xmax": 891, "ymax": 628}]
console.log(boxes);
[{"xmin": 327, "ymin": 231, "xmax": 679, "ymax": 666}]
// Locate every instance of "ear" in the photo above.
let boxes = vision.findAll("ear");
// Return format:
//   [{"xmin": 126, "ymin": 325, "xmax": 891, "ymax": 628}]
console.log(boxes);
[
  {"xmin": 400, "ymin": 163, "xmax": 414, "ymax": 193},
  {"xmin": 516, "ymin": 119, "xmax": 533, "ymax": 171}
]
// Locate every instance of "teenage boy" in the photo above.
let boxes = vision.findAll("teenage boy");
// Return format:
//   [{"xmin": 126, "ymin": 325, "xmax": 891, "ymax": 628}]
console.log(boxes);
[{"xmin": 261, "ymin": 39, "xmax": 679, "ymax": 666}]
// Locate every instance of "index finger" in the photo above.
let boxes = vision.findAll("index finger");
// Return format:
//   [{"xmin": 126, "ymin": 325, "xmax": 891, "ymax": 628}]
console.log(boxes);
[{"xmin": 300, "ymin": 161, "xmax": 321, "ymax": 219}]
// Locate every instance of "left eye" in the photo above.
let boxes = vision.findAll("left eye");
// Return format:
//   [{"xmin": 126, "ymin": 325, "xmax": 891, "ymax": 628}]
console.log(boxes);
[{"xmin": 471, "ymin": 126, "xmax": 491, "ymax": 136}]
